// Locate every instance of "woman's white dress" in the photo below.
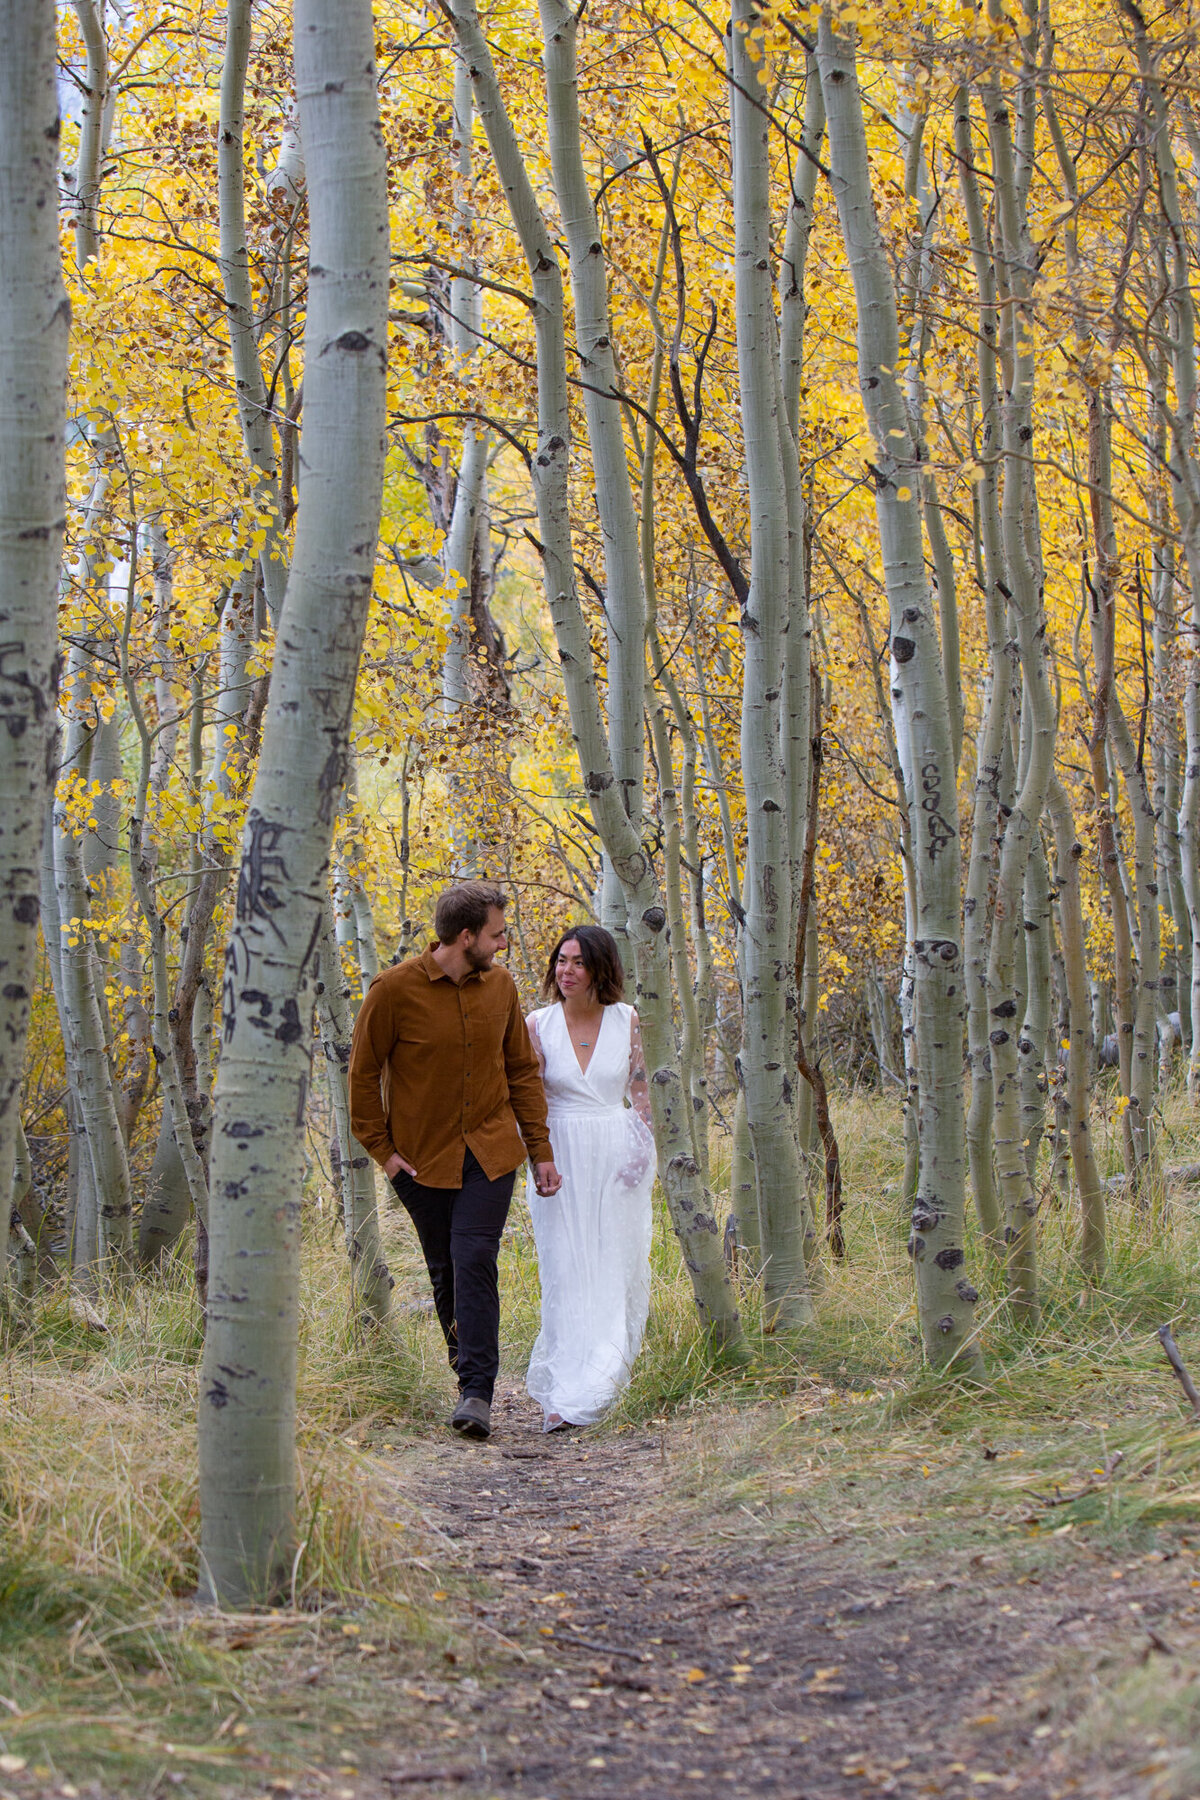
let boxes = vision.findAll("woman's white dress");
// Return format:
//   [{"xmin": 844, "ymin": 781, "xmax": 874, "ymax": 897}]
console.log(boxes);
[{"xmin": 525, "ymin": 1001, "xmax": 655, "ymax": 1428}]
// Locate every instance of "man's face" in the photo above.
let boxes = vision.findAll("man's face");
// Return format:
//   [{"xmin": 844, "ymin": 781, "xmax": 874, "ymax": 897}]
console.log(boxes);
[{"xmin": 463, "ymin": 906, "xmax": 508, "ymax": 971}]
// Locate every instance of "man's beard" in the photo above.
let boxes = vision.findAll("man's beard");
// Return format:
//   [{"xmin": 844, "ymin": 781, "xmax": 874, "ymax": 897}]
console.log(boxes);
[{"xmin": 464, "ymin": 941, "xmax": 496, "ymax": 972}]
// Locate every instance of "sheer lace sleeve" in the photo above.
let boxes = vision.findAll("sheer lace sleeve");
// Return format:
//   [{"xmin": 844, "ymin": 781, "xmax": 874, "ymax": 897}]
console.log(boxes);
[
  {"xmin": 628, "ymin": 1010, "xmax": 652, "ymax": 1126},
  {"xmin": 526, "ymin": 1010, "xmax": 546, "ymax": 1079}
]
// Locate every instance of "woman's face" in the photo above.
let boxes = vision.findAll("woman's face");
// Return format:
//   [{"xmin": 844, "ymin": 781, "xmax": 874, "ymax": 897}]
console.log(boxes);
[{"xmin": 555, "ymin": 938, "xmax": 592, "ymax": 1000}]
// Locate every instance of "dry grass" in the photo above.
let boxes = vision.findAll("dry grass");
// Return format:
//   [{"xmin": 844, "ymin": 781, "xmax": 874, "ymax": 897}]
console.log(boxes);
[{"xmin": 5, "ymin": 1086, "xmax": 1200, "ymax": 1792}]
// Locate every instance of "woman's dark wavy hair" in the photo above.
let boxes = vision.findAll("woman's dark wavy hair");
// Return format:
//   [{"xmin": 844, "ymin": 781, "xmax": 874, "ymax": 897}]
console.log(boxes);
[{"xmin": 541, "ymin": 924, "xmax": 626, "ymax": 1005}]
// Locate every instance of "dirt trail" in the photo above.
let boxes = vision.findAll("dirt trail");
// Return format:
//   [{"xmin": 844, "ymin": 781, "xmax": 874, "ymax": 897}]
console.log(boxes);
[{"xmin": 344, "ymin": 1383, "xmax": 1199, "ymax": 1800}]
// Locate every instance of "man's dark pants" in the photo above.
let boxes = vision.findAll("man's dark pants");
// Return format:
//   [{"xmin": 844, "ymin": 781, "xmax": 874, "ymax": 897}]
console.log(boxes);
[{"xmin": 390, "ymin": 1149, "xmax": 515, "ymax": 1403}]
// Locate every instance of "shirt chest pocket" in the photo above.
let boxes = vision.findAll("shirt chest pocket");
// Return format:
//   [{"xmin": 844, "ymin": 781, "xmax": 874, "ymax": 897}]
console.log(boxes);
[{"xmin": 464, "ymin": 1008, "xmax": 509, "ymax": 1046}]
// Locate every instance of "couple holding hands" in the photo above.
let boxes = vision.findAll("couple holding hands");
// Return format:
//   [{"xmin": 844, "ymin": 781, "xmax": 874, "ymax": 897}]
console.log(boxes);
[{"xmin": 348, "ymin": 880, "xmax": 657, "ymax": 1441}]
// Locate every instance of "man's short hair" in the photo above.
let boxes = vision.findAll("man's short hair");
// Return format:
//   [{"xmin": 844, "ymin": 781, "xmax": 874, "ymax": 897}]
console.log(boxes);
[{"xmin": 434, "ymin": 880, "xmax": 508, "ymax": 944}]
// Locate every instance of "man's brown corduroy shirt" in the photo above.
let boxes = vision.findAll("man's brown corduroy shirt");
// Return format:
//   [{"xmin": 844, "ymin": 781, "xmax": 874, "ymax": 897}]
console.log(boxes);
[{"xmin": 347, "ymin": 945, "xmax": 553, "ymax": 1189}]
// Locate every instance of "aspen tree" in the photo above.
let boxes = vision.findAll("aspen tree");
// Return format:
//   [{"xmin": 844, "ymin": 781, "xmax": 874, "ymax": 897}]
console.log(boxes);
[
  {"xmin": 817, "ymin": 12, "xmax": 980, "ymax": 1368},
  {"xmin": 1047, "ymin": 777, "xmax": 1105, "ymax": 1276},
  {"xmin": 979, "ymin": 15, "xmax": 1058, "ymax": 1321},
  {"xmin": 1119, "ymin": 0, "xmax": 1200, "ymax": 1099},
  {"xmin": 444, "ymin": 0, "xmax": 743, "ymax": 1349},
  {"xmin": 316, "ymin": 903, "xmax": 392, "ymax": 1323},
  {"xmin": 440, "ymin": 49, "xmax": 489, "ymax": 747},
  {"xmin": 219, "ymin": 0, "xmax": 288, "ymax": 625},
  {"xmin": 0, "ymin": 0, "xmax": 69, "ymax": 1311},
  {"xmin": 728, "ymin": 5, "xmax": 814, "ymax": 1324},
  {"xmin": 198, "ymin": 0, "xmax": 388, "ymax": 1603},
  {"xmin": 538, "ymin": 0, "xmax": 646, "ymax": 944}
]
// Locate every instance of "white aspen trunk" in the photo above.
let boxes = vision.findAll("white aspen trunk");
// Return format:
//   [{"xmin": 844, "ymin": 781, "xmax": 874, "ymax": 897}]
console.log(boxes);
[
  {"xmin": 82, "ymin": 710, "xmax": 122, "ymax": 885},
  {"xmin": 316, "ymin": 902, "xmax": 391, "ymax": 1323},
  {"xmin": 448, "ymin": 0, "xmax": 743, "ymax": 1349},
  {"xmin": 818, "ymin": 16, "xmax": 979, "ymax": 1369},
  {"xmin": 538, "ymin": 0, "xmax": 646, "ymax": 932},
  {"xmin": 898, "ymin": 95, "xmax": 962, "ymax": 774},
  {"xmin": 954, "ymin": 86, "xmax": 1006, "ymax": 1255},
  {"xmin": 981, "ymin": 51, "xmax": 1057, "ymax": 1322},
  {"xmin": 1046, "ymin": 778, "xmax": 1105, "ymax": 1276},
  {"xmin": 198, "ymin": 0, "xmax": 388, "ymax": 1604},
  {"xmin": 121, "ymin": 548, "xmax": 212, "ymax": 1235},
  {"xmin": 1086, "ymin": 389, "xmax": 1140, "ymax": 1177},
  {"xmin": 1018, "ymin": 835, "xmax": 1052, "ymax": 1179},
  {"xmin": 1152, "ymin": 537, "xmax": 1189, "ymax": 1056},
  {"xmin": 53, "ymin": 657, "xmax": 134, "ymax": 1271},
  {"xmin": 39, "ymin": 811, "xmax": 94, "ymax": 1267},
  {"xmin": 730, "ymin": 1, "xmax": 813, "ymax": 1328},
  {"xmin": 68, "ymin": 0, "xmax": 107, "ymax": 270},
  {"xmin": 0, "ymin": 0, "xmax": 69, "ymax": 1266},
  {"xmin": 148, "ymin": 521, "xmax": 181, "ymax": 797},
  {"xmin": 1120, "ymin": 0, "xmax": 1200, "ymax": 1099},
  {"xmin": 1109, "ymin": 681, "xmax": 1161, "ymax": 1175},
  {"xmin": 441, "ymin": 50, "xmax": 487, "ymax": 758},
  {"xmin": 219, "ymin": 0, "xmax": 288, "ymax": 625}
]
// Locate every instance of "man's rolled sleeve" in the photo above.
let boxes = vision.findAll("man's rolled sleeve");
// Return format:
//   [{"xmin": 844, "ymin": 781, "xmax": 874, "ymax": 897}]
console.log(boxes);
[
  {"xmin": 502, "ymin": 991, "xmax": 553, "ymax": 1166},
  {"xmin": 348, "ymin": 977, "xmax": 398, "ymax": 1167}
]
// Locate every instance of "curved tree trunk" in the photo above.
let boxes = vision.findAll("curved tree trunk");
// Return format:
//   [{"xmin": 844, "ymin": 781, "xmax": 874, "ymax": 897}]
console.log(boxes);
[
  {"xmin": 447, "ymin": 0, "xmax": 744, "ymax": 1351},
  {"xmin": 538, "ymin": 0, "xmax": 646, "ymax": 953},
  {"xmin": 198, "ymin": 0, "xmax": 388, "ymax": 1605}
]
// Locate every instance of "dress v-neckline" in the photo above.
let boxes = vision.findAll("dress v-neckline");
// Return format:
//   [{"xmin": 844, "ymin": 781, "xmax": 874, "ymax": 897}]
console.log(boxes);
[{"xmin": 560, "ymin": 999, "xmax": 607, "ymax": 1080}]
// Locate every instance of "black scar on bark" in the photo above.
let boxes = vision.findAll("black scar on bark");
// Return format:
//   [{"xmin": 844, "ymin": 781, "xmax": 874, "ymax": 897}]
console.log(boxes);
[
  {"xmin": 934, "ymin": 1245, "xmax": 964, "ymax": 1270},
  {"xmin": 205, "ymin": 1380, "xmax": 231, "ymax": 1408},
  {"xmin": 892, "ymin": 636, "xmax": 915, "ymax": 663},
  {"xmin": 13, "ymin": 895, "xmax": 39, "ymax": 925},
  {"xmin": 955, "ymin": 1280, "xmax": 979, "ymax": 1303},
  {"xmin": 641, "ymin": 906, "xmax": 666, "ymax": 932},
  {"xmin": 275, "ymin": 998, "xmax": 303, "ymax": 1044}
]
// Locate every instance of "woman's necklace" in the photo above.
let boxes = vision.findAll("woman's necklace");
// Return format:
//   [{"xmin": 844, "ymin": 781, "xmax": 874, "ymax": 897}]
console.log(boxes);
[{"xmin": 566, "ymin": 1003, "xmax": 602, "ymax": 1049}]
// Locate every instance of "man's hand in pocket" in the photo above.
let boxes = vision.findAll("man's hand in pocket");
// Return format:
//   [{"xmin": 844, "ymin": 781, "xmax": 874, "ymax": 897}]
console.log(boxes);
[{"xmin": 384, "ymin": 1151, "xmax": 416, "ymax": 1180}]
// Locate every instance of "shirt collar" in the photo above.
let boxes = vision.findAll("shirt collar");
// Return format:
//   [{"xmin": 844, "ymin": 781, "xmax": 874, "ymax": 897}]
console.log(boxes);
[
  {"xmin": 421, "ymin": 943, "xmax": 448, "ymax": 982},
  {"xmin": 420, "ymin": 942, "xmax": 487, "ymax": 986}
]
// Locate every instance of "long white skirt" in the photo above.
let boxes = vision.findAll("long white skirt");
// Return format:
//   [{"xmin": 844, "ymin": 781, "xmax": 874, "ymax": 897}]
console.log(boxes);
[{"xmin": 526, "ymin": 1104, "xmax": 654, "ymax": 1428}]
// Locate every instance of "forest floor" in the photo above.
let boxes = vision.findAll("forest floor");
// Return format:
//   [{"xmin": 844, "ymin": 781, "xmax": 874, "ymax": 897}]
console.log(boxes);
[
  {"xmin": 334, "ymin": 1379, "xmax": 1200, "ymax": 1800},
  {"xmin": 7, "ymin": 1097, "xmax": 1200, "ymax": 1800}
]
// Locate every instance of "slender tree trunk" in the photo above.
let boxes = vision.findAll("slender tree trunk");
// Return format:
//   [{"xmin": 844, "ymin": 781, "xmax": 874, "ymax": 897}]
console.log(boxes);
[
  {"xmin": 0, "ymin": 0, "xmax": 69, "ymax": 1276},
  {"xmin": 729, "ymin": 0, "xmax": 813, "ymax": 1327},
  {"xmin": 219, "ymin": 0, "xmax": 288, "ymax": 624},
  {"xmin": 981, "ymin": 38, "xmax": 1057, "ymax": 1323},
  {"xmin": 818, "ymin": 16, "xmax": 979, "ymax": 1369},
  {"xmin": 1086, "ymin": 389, "xmax": 1139, "ymax": 1178},
  {"xmin": 1047, "ymin": 778, "xmax": 1105, "ymax": 1276},
  {"xmin": 198, "ymin": 0, "xmax": 388, "ymax": 1604},
  {"xmin": 538, "ymin": 0, "xmax": 646, "ymax": 949},
  {"xmin": 955, "ymin": 85, "xmax": 1007, "ymax": 1256},
  {"xmin": 53, "ymin": 676, "xmax": 134, "ymax": 1272},
  {"xmin": 316, "ymin": 903, "xmax": 392, "ymax": 1323},
  {"xmin": 1120, "ymin": 0, "xmax": 1200, "ymax": 1101},
  {"xmin": 1018, "ymin": 836, "xmax": 1052, "ymax": 1181},
  {"xmin": 448, "ymin": 0, "xmax": 744, "ymax": 1350}
]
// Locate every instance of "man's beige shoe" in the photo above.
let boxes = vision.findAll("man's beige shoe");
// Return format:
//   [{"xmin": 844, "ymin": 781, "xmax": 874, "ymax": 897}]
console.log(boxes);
[{"xmin": 450, "ymin": 1395, "xmax": 492, "ymax": 1439}]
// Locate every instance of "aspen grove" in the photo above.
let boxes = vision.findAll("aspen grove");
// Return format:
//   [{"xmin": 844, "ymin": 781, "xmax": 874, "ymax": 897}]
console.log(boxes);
[{"xmin": 7, "ymin": 0, "xmax": 1200, "ymax": 1615}]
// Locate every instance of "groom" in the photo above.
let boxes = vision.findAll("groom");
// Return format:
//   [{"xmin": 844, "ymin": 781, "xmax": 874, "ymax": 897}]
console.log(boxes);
[{"xmin": 348, "ymin": 880, "xmax": 560, "ymax": 1441}]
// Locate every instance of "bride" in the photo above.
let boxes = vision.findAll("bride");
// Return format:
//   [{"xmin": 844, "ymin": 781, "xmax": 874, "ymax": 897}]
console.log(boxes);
[{"xmin": 525, "ymin": 925, "xmax": 656, "ymax": 1431}]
